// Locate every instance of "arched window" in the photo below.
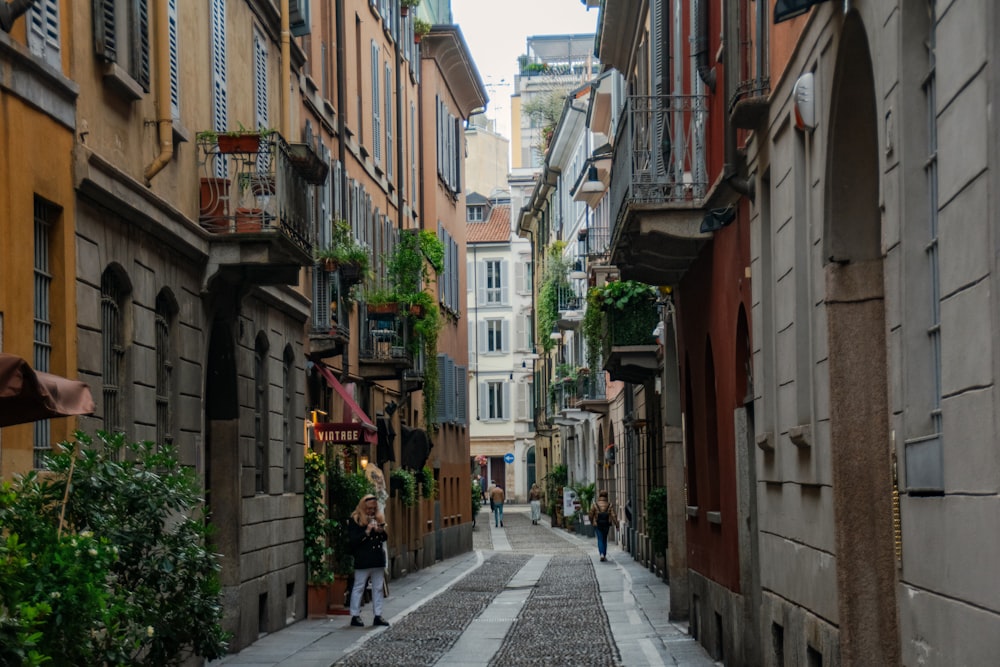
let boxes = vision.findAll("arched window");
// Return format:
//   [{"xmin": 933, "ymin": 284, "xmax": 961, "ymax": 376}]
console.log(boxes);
[
  {"xmin": 155, "ymin": 289, "xmax": 178, "ymax": 449},
  {"xmin": 255, "ymin": 333, "xmax": 270, "ymax": 494},
  {"xmin": 283, "ymin": 346, "xmax": 295, "ymax": 493},
  {"xmin": 101, "ymin": 265, "xmax": 132, "ymax": 452}
]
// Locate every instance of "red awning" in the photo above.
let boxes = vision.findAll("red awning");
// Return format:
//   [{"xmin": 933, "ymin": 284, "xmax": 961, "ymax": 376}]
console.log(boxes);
[
  {"xmin": 313, "ymin": 363, "xmax": 377, "ymax": 443},
  {"xmin": 0, "ymin": 353, "xmax": 95, "ymax": 427}
]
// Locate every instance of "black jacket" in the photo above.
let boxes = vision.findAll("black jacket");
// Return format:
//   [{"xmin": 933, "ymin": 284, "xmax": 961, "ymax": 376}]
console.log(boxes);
[{"xmin": 347, "ymin": 517, "xmax": 387, "ymax": 570}]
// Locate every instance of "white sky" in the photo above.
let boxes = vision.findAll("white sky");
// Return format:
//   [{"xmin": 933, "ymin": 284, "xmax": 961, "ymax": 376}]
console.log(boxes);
[{"xmin": 451, "ymin": 0, "xmax": 600, "ymax": 139}]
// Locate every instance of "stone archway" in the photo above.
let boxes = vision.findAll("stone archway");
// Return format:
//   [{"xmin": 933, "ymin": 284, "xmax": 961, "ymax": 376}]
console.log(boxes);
[{"xmin": 824, "ymin": 11, "xmax": 899, "ymax": 666}]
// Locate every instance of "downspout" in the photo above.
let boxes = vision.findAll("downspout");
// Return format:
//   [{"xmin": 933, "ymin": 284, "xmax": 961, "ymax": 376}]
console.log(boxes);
[
  {"xmin": 395, "ymin": 16, "xmax": 405, "ymax": 232},
  {"xmin": 721, "ymin": 0, "xmax": 754, "ymax": 201},
  {"xmin": 335, "ymin": 0, "xmax": 347, "ymax": 194},
  {"xmin": 143, "ymin": 0, "xmax": 173, "ymax": 184},
  {"xmin": 693, "ymin": 0, "xmax": 716, "ymax": 92},
  {"xmin": 280, "ymin": 0, "xmax": 291, "ymax": 138}
]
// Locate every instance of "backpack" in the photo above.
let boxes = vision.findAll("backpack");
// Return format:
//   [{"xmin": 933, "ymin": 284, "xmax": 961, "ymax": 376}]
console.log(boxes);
[{"xmin": 596, "ymin": 510, "xmax": 611, "ymax": 529}]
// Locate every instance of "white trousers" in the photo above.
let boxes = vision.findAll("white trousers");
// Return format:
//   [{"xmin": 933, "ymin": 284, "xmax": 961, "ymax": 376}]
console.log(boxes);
[{"xmin": 349, "ymin": 566, "xmax": 386, "ymax": 617}]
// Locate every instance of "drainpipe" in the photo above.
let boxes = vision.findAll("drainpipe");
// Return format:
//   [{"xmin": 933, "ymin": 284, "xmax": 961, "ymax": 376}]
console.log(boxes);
[
  {"xmin": 280, "ymin": 0, "xmax": 291, "ymax": 139},
  {"xmin": 335, "ymin": 0, "xmax": 350, "ymax": 377},
  {"xmin": 721, "ymin": 0, "xmax": 753, "ymax": 201},
  {"xmin": 693, "ymin": 0, "xmax": 716, "ymax": 92},
  {"xmin": 0, "ymin": 0, "xmax": 34, "ymax": 33},
  {"xmin": 143, "ymin": 0, "xmax": 173, "ymax": 184},
  {"xmin": 395, "ymin": 14, "xmax": 405, "ymax": 232}
]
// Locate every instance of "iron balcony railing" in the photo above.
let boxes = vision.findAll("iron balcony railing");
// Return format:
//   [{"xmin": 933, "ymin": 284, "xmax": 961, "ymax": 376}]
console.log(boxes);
[
  {"xmin": 576, "ymin": 371, "xmax": 606, "ymax": 402},
  {"xmin": 609, "ymin": 94, "xmax": 709, "ymax": 237},
  {"xmin": 360, "ymin": 307, "xmax": 411, "ymax": 363},
  {"xmin": 198, "ymin": 133, "xmax": 322, "ymax": 254},
  {"xmin": 583, "ymin": 226, "xmax": 611, "ymax": 258}
]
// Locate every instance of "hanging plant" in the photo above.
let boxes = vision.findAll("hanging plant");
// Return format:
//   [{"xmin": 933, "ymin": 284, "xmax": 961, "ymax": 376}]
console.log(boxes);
[
  {"xmin": 419, "ymin": 466, "xmax": 437, "ymax": 499},
  {"xmin": 390, "ymin": 468, "xmax": 418, "ymax": 507}
]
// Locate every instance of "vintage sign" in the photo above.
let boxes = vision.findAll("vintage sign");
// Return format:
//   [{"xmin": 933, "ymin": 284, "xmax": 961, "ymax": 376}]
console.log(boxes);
[{"xmin": 313, "ymin": 422, "xmax": 365, "ymax": 444}]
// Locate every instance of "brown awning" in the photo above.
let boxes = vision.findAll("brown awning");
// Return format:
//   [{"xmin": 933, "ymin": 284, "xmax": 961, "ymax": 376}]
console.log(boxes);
[{"xmin": 0, "ymin": 353, "xmax": 95, "ymax": 427}]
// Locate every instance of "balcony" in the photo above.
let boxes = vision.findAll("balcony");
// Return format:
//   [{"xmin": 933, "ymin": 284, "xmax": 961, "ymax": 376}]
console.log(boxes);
[
  {"xmin": 309, "ymin": 270, "xmax": 351, "ymax": 358},
  {"xmin": 575, "ymin": 370, "xmax": 609, "ymax": 414},
  {"xmin": 358, "ymin": 306, "xmax": 412, "ymax": 380},
  {"xmin": 199, "ymin": 132, "xmax": 327, "ymax": 286},
  {"xmin": 608, "ymin": 94, "xmax": 712, "ymax": 285},
  {"xmin": 602, "ymin": 301, "xmax": 659, "ymax": 384}
]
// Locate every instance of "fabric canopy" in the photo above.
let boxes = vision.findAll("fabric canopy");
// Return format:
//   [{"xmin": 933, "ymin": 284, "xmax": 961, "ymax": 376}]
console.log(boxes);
[
  {"xmin": 0, "ymin": 353, "xmax": 95, "ymax": 427},
  {"xmin": 313, "ymin": 362, "xmax": 377, "ymax": 444}
]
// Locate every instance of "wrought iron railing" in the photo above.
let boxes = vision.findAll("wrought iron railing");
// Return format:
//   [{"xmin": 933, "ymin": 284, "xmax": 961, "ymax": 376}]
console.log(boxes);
[
  {"xmin": 577, "ymin": 371, "xmax": 606, "ymax": 401},
  {"xmin": 198, "ymin": 133, "xmax": 321, "ymax": 254},
  {"xmin": 584, "ymin": 226, "xmax": 611, "ymax": 258},
  {"xmin": 359, "ymin": 306, "xmax": 410, "ymax": 363},
  {"xmin": 609, "ymin": 94, "xmax": 709, "ymax": 237}
]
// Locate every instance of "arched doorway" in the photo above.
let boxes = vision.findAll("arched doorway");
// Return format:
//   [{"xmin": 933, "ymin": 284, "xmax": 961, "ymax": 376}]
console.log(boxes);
[{"xmin": 824, "ymin": 11, "xmax": 899, "ymax": 665}]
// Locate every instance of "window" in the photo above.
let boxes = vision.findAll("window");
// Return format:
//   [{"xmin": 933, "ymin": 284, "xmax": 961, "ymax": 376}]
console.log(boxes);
[
  {"xmin": 454, "ymin": 365, "xmax": 467, "ymax": 425},
  {"xmin": 93, "ymin": 0, "xmax": 150, "ymax": 92},
  {"xmin": 438, "ymin": 225, "xmax": 460, "ymax": 313},
  {"xmin": 467, "ymin": 205, "xmax": 484, "ymax": 222},
  {"xmin": 155, "ymin": 290, "xmax": 176, "ymax": 450},
  {"xmin": 483, "ymin": 380, "xmax": 509, "ymax": 421},
  {"xmin": 254, "ymin": 334, "xmax": 270, "ymax": 494},
  {"xmin": 27, "ymin": 0, "xmax": 60, "ymax": 69},
  {"xmin": 484, "ymin": 319, "xmax": 508, "ymax": 353},
  {"xmin": 484, "ymin": 260, "xmax": 506, "ymax": 304},
  {"xmin": 283, "ymin": 347, "xmax": 295, "ymax": 493},
  {"xmin": 33, "ymin": 200, "xmax": 54, "ymax": 468},
  {"xmin": 101, "ymin": 266, "xmax": 130, "ymax": 450},
  {"xmin": 436, "ymin": 96, "xmax": 461, "ymax": 194}
]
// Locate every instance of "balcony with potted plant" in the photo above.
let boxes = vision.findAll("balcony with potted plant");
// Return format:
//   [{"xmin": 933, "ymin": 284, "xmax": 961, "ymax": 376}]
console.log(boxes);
[
  {"xmin": 597, "ymin": 280, "xmax": 660, "ymax": 383},
  {"xmin": 196, "ymin": 127, "xmax": 329, "ymax": 286}
]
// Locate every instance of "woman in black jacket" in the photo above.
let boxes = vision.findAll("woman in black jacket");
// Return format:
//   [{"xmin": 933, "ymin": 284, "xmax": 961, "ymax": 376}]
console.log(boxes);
[{"xmin": 347, "ymin": 494, "xmax": 390, "ymax": 628}]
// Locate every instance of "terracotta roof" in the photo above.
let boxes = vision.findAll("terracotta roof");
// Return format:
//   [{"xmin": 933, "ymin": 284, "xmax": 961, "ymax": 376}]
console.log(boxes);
[{"xmin": 467, "ymin": 203, "xmax": 510, "ymax": 243}]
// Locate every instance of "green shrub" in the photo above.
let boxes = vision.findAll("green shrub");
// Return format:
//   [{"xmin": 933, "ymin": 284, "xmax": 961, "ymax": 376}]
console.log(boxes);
[
  {"xmin": 327, "ymin": 457, "xmax": 374, "ymax": 576},
  {"xmin": 0, "ymin": 430, "xmax": 228, "ymax": 665},
  {"xmin": 419, "ymin": 466, "xmax": 437, "ymax": 499},
  {"xmin": 304, "ymin": 449, "xmax": 335, "ymax": 584},
  {"xmin": 390, "ymin": 468, "xmax": 417, "ymax": 507},
  {"xmin": 646, "ymin": 486, "xmax": 669, "ymax": 554}
]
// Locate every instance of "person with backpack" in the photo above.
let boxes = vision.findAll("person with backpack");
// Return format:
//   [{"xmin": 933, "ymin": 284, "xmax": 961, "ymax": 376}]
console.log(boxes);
[{"xmin": 589, "ymin": 489, "xmax": 619, "ymax": 562}]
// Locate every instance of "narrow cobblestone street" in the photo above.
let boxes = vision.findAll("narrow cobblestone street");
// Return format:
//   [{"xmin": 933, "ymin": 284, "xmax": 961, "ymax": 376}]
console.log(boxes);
[{"xmin": 329, "ymin": 505, "xmax": 717, "ymax": 666}]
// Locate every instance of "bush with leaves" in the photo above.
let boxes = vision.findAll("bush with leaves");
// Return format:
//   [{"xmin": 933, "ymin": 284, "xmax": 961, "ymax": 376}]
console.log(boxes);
[
  {"xmin": 304, "ymin": 449, "xmax": 335, "ymax": 584},
  {"xmin": 646, "ymin": 486, "xmax": 669, "ymax": 554},
  {"xmin": 390, "ymin": 468, "xmax": 417, "ymax": 507},
  {"xmin": 470, "ymin": 479, "xmax": 483, "ymax": 519},
  {"xmin": 419, "ymin": 466, "xmax": 437, "ymax": 499},
  {"xmin": 0, "ymin": 430, "xmax": 228, "ymax": 665}
]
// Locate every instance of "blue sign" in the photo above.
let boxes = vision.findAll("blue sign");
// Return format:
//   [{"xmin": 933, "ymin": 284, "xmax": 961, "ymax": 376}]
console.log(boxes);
[{"xmin": 503, "ymin": 453, "xmax": 515, "ymax": 464}]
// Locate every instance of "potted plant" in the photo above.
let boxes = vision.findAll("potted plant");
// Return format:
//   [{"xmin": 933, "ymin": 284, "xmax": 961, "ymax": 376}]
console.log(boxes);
[
  {"xmin": 304, "ymin": 449, "xmax": 335, "ymax": 617},
  {"xmin": 365, "ymin": 286, "xmax": 400, "ymax": 315},
  {"xmin": 215, "ymin": 123, "xmax": 275, "ymax": 154},
  {"xmin": 323, "ymin": 219, "xmax": 370, "ymax": 284},
  {"xmin": 419, "ymin": 466, "xmax": 436, "ymax": 500},
  {"xmin": 413, "ymin": 17, "xmax": 431, "ymax": 43},
  {"xmin": 400, "ymin": 0, "xmax": 419, "ymax": 16}
]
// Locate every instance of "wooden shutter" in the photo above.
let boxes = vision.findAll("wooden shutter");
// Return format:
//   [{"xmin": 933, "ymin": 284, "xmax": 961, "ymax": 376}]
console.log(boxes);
[
  {"xmin": 168, "ymin": 0, "xmax": 179, "ymax": 118},
  {"xmin": 385, "ymin": 63, "xmax": 393, "ymax": 179},
  {"xmin": 502, "ymin": 382, "xmax": 511, "ymax": 420},
  {"xmin": 500, "ymin": 260, "xmax": 510, "ymax": 305},
  {"xmin": 371, "ymin": 41, "xmax": 381, "ymax": 164},
  {"xmin": 135, "ymin": 0, "xmax": 150, "ymax": 91},
  {"xmin": 28, "ymin": 0, "xmax": 61, "ymax": 68},
  {"xmin": 517, "ymin": 383, "xmax": 528, "ymax": 421},
  {"xmin": 455, "ymin": 365, "xmax": 467, "ymax": 424},
  {"xmin": 93, "ymin": 0, "xmax": 117, "ymax": 61},
  {"xmin": 501, "ymin": 319, "xmax": 510, "ymax": 354}
]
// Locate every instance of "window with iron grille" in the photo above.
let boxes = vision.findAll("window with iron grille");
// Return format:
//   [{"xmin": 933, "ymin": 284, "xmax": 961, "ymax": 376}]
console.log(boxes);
[
  {"xmin": 155, "ymin": 290, "xmax": 175, "ymax": 450},
  {"xmin": 33, "ymin": 199, "xmax": 54, "ymax": 468},
  {"xmin": 255, "ymin": 335, "xmax": 270, "ymax": 494},
  {"xmin": 283, "ymin": 346, "xmax": 295, "ymax": 493},
  {"xmin": 101, "ymin": 267, "xmax": 129, "ymax": 453},
  {"xmin": 92, "ymin": 0, "xmax": 150, "ymax": 92}
]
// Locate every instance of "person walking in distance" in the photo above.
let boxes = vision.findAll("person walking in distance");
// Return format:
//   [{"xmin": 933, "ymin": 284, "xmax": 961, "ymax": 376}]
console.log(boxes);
[
  {"xmin": 528, "ymin": 483, "xmax": 543, "ymax": 525},
  {"xmin": 589, "ymin": 490, "xmax": 619, "ymax": 562},
  {"xmin": 490, "ymin": 484, "xmax": 506, "ymax": 527},
  {"xmin": 347, "ymin": 494, "xmax": 391, "ymax": 628}
]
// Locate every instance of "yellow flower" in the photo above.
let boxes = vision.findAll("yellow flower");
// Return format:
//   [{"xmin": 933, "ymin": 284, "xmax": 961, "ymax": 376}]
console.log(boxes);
[{"xmin": 147, "ymin": 626, "xmax": 155, "ymax": 637}]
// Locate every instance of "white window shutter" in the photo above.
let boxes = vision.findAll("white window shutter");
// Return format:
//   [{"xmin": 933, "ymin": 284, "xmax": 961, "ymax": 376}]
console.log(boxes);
[
  {"xmin": 479, "ymin": 382, "xmax": 488, "ymax": 420},
  {"xmin": 515, "ymin": 262, "xmax": 524, "ymax": 294},
  {"xmin": 467, "ymin": 261, "xmax": 473, "ymax": 291},
  {"xmin": 501, "ymin": 319, "xmax": 510, "ymax": 354},
  {"xmin": 515, "ymin": 314, "xmax": 526, "ymax": 352},
  {"xmin": 502, "ymin": 382, "xmax": 511, "ymax": 421},
  {"xmin": 517, "ymin": 383, "xmax": 528, "ymax": 421},
  {"xmin": 478, "ymin": 320, "xmax": 487, "ymax": 353},
  {"xmin": 477, "ymin": 261, "xmax": 487, "ymax": 304},
  {"xmin": 468, "ymin": 319, "xmax": 475, "ymax": 369},
  {"xmin": 167, "ymin": 0, "xmax": 179, "ymax": 118},
  {"xmin": 500, "ymin": 260, "xmax": 510, "ymax": 305}
]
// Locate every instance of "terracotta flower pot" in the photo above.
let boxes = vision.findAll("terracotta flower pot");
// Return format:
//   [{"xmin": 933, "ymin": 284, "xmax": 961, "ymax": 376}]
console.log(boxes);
[
  {"xmin": 235, "ymin": 207, "xmax": 263, "ymax": 232},
  {"xmin": 217, "ymin": 133, "xmax": 262, "ymax": 154}
]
